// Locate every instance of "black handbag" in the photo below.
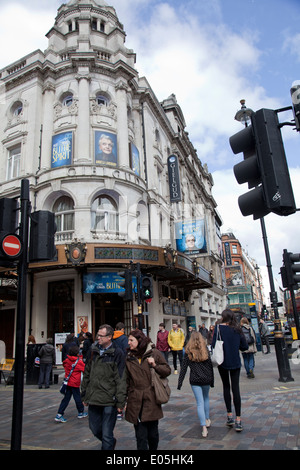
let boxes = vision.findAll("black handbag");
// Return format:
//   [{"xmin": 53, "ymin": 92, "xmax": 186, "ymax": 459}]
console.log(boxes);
[{"xmin": 60, "ymin": 359, "xmax": 79, "ymax": 394}]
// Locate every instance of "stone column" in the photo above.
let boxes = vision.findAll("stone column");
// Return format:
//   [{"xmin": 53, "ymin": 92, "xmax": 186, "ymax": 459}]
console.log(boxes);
[
  {"xmin": 41, "ymin": 83, "xmax": 55, "ymax": 169},
  {"xmin": 76, "ymin": 69, "xmax": 91, "ymax": 162},
  {"xmin": 116, "ymin": 78, "xmax": 129, "ymax": 168}
]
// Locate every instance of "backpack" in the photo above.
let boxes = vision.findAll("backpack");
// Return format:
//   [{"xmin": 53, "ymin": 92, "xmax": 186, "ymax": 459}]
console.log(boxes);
[{"xmin": 242, "ymin": 326, "xmax": 254, "ymax": 345}]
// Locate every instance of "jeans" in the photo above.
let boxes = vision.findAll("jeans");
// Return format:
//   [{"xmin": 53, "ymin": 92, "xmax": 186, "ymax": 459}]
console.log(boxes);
[
  {"xmin": 191, "ymin": 385, "xmax": 210, "ymax": 426},
  {"xmin": 88, "ymin": 405, "xmax": 117, "ymax": 450},
  {"xmin": 158, "ymin": 351, "xmax": 169, "ymax": 363},
  {"xmin": 58, "ymin": 386, "xmax": 84, "ymax": 415},
  {"xmin": 171, "ymin": 350, "xmax": 183, "ymax": 370},
  {"xmin": 134, "ymin": 420, "xmax": 159, "ymax": 450},
  {"xmin": 218, "ymin": 366, "xmax": 241, "ymax": 416},
  {"xmin": 242, "ymin": 352, "xmax": 255, "ymax": 375},
  {"xmin": 38, "ymin": 363, "xmax": 52, "ymax": 387}
]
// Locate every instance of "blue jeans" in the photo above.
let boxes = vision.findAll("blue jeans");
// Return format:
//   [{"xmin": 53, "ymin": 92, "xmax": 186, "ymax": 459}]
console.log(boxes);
[
  {"xmin": 38, "ymin": 363, "xmax": 52, "ymax": 387},
  {"xmin": 191, "ymin": 385, "xmax": 210, "ymax": 426},
  {"xmin": 58, "ymin": 386, "xmax": 84, "ymax": 415},
  {"xmin": 88, "ymin": 405, "xmax": 117, "ymax": 450},
  {"xmin": 242, "ymin": 352, "xmax": 255, "ymax": 375}
]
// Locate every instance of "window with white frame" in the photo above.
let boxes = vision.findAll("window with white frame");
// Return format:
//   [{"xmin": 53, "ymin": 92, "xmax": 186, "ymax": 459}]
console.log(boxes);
[
  {"xmin": 53, "ymin": 196, "xmax": 74, "ymax": 233},
  {"xmin": 7, "ymin": 145, "xmax": 21, "ymax": 180},
  {"xmin": 91, "ymin": 195, "xmax": 118, "ymax": 232}
]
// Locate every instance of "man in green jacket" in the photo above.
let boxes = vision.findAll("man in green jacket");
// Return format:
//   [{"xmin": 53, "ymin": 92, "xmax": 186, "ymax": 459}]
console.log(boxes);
[{"xmin": 81, "ymin": 324, "xmax": 126, "ymax": 450}]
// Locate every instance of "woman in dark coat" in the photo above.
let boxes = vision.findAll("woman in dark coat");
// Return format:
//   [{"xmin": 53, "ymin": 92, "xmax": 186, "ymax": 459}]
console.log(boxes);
[{"xmin": 125, "ymin": 329, "xmax": 171, "ymax": 450}]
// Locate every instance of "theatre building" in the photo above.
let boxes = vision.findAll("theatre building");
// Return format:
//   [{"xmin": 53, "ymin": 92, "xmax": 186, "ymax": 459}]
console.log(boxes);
[{"xmin": 0, "ymin": 0, "xmax": 226, "ymax": 355}]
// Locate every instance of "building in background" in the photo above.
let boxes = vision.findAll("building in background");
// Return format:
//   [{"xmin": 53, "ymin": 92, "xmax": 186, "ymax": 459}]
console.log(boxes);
[
  {"xmin": 222, "ymin": 232, "xmax": 265, "ymax": 317},
  {"xmin": 0, "ymin": 0, "xmax": 227, "ymax": 355}
]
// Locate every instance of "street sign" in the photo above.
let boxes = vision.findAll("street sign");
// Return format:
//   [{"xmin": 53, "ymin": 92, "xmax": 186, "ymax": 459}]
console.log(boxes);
[{"xmin": 2, "ymin": 234, "xmax": 22, "ymax": 258}]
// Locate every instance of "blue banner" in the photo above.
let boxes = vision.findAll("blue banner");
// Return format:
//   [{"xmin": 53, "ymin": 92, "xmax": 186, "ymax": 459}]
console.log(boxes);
[{"xmin": 83, "ymin": 272, "xmax": 136, "ymax": 294}]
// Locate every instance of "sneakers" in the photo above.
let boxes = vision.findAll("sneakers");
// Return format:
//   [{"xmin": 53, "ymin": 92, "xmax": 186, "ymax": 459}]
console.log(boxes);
[
  {"xmin": 78, "ymin": 412, "xmax": 88, "ymax": 419},
  {"xmin": 174, "ymin": 370, "xmax": 178, "ymax": 375},
  {"xmin": 235, "ymin": 420, "xmax": 243, "ymax": 432},
  {"xmin": 117, "ymin": 411, "xmax": 123, "ymax": 421},
  {"xmin": 55, "ymin": 414, "xmax": 67, "ymax": 423},
  {"xmin": 226, "ymin": 416, "xmax": 234, "ymax": 427}
]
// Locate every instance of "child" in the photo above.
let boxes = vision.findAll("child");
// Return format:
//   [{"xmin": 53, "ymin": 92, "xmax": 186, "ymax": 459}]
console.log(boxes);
[{"xmin": 55, "ymin": 345, "xmax": 87, "ymax": 422}]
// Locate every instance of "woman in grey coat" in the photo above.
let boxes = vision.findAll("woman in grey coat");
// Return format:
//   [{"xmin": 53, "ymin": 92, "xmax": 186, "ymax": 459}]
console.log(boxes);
[{"xmin": 38, "ymin": 338, "xmax": 55, "ymax": 388}]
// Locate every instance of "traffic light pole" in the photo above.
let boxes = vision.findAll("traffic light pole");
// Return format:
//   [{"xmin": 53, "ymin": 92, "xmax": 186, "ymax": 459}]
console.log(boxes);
[
  {"xmin": 11, "ymin": 179, "xmax": 31, "ymax": 450},
  {"xmin": 136, "ymin": 263, "xmax": 143, "ymax": 330},
  {"xmin": 288, "ymin": 287, "xmax": 300, "ymax": 340},
  {"xmin": 260, "ymin": 217, "xmax": 294, "ymax": 382}
]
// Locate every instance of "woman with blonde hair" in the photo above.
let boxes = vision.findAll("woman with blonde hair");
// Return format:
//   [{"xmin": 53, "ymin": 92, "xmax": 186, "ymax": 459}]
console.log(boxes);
[{"xmin": 177, "ymin": 331, "xmax": 214, "ymax": 438}]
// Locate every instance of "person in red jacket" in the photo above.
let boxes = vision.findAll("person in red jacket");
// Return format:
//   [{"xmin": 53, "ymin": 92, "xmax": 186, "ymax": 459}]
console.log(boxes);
[
  {"xmin": 55, "ymin": 345, "xmax": 87, "ymax": 423},
  {"xmin": 156, "ymin": 323, "xmax": 169, "ymax": 363}
]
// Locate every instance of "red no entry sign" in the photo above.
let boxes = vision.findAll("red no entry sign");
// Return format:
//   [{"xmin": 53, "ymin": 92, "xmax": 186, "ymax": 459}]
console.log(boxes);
[{"xmin": 2, "ymin": 234, "xmax": 22, "ymax": 257}]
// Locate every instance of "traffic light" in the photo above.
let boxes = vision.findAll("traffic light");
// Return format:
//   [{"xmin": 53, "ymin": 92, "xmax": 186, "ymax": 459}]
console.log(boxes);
[
  {"xmin": 117, "ymin": 270, "xmax": 133, "ymax": 301},
  {"xmin": 281, "ymin": 249, "xmax": 300, "ymax": 289},
  {"xmin": 230, "ymin": 108, "xmax": 296, "ymax": 220},
  {"xmin": 0, "ymin": 198, "xmax": 20, "ymax": 267},
  {"xmin": 140, "ymin": 274, "xmax": 153, "ymax": 301},
  {"xmin": 29, "ymin": 211, "xmax": 57, "ymax": 262},
  {"xmin": 0, "ymin": 198, "xmax": 19, "ymax": 234},
  {"xmin": 290, "ymin": 82, "xmax": 300, "ymax": 131}
]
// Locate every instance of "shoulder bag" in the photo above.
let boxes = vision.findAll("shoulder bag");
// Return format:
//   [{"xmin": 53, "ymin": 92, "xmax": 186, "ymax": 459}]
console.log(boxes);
[
  {"xmin": 150, "ymin": 367, "xmax": 171, "ymax": 405},
  {"xmin": 60, "ymin": 358, "xmax": 79, "ymax": 394},
  {"xmin": 211, "ymin": 325, "xmax": 224, "ymax": 367}
]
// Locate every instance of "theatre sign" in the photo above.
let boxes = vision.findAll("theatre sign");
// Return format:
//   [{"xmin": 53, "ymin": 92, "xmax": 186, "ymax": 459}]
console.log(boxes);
[{"xmin": 167, "ymin": 155, "xmax": 182, "ymax": 202}]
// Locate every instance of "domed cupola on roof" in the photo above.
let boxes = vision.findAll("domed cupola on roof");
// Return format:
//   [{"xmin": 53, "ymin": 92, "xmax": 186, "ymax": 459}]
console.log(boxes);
[{"xmin": 45, "ymin": 0, "xmax": 135, "ymax": 68}]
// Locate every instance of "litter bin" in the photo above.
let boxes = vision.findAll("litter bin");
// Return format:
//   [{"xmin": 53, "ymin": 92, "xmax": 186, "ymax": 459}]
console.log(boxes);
[
  {"xmin": 284, "ymin": 333, "xmax": 295, "ymax": 359},
  {"xmin": 26, "ymin": 343, "xmax": 45, "ymax": 384}
]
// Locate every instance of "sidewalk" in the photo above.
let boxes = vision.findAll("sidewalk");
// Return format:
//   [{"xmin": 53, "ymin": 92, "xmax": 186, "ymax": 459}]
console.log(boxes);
[{"xmin": 0, "ymin": 344, "xmax": 299, "ymax": 451}]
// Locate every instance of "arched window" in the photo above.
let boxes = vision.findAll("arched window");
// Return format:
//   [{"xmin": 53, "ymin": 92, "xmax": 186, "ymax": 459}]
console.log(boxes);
[
  {"xmin": 53, "ymin": 196, "xmax": 74, "ymax": 233},
  {"xmin": 61, "ymin": 93, "xmax": 73, "ymax": 107},
  {"xmin": 96, "ymin": 93, "xmax": 110, "ymax": 107},
  {"xmin": 91, "ymin": 195, "xmax": 118, "ymax": 232},
  {"xmin": 11, "ymin": 101, "xmax": 23, "ymax": 116}
]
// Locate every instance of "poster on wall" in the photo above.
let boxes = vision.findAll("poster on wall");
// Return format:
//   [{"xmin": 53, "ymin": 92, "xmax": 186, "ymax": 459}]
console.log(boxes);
[
  {"xmin": 77, "ymin": 316, "xmax": 88, "ymax": 334},
  {"xmin": 175, "ymin": 218, "xmax": 207, "ymax": 254},
  {"xmin": 225, "ymin": 265, "xmax": 244, "ymax": 286},
  {"xmin": 51, "ymin": 132, "xmax": 73, "ymax": 168},
  {"xmin": 94, "ymin": 131, "xmax": 117, "ymax": 166},
  {"xmin": 129, "ymin": 142, "xmax": 140, "ymax": 176}
]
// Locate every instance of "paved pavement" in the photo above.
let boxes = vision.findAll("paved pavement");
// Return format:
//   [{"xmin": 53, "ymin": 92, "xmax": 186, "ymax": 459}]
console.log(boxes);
[{"xmin": 1, "ymin": 344, "xmax": 300, "ymax": 452}]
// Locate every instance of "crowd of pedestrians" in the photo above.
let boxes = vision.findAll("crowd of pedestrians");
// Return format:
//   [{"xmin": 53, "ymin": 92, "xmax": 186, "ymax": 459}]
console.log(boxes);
[{"xmin": 32, "ymin": 308, "xmax": 274, "ymax": 450}]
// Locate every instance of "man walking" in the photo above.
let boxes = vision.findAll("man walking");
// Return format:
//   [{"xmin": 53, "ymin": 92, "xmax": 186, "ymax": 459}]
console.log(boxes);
[
  {"xmin": 259, "ymin": 319, "xmax": 271, "ymax": 354},
  {"xmin": 168, "ymin": 322, "xmax": 185, "ymax": 374},
  {"xmin": 81, "ymin": 324, "xmax": 126, "ymax": 450}
]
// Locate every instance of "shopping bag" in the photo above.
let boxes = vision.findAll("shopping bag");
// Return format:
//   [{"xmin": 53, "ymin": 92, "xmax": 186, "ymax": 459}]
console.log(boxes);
[{"xmin": 211, "ymin": 325, "xmax": 224, "ymax": 366}]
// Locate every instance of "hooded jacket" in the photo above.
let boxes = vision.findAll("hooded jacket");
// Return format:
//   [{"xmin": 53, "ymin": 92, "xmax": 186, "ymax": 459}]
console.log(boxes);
[
  {"xmin": 125, "ymin": 343, "xmax": 171, "ymax": 425},
  {"xmin": 38, "ymin": 343, "xmax": 55, "ymax": 364},
  {"xmin": 113, "ymin": 330, "xmax": 129, "ymax": 353},
  {"xmin": 168, "ymin": 328, "xmax": 185, "ymax": 351}
]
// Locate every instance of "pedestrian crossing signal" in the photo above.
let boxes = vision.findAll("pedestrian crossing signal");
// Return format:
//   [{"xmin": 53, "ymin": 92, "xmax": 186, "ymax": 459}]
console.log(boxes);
[{"xmin": 140, "ymin": 275, "xmax": 153, "ymax": 301}]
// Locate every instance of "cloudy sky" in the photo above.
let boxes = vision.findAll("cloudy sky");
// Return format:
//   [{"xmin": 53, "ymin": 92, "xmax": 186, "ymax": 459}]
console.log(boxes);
[{"xmin": 0, "ymin": 0, "xmax": 299, "ymax": 297}]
